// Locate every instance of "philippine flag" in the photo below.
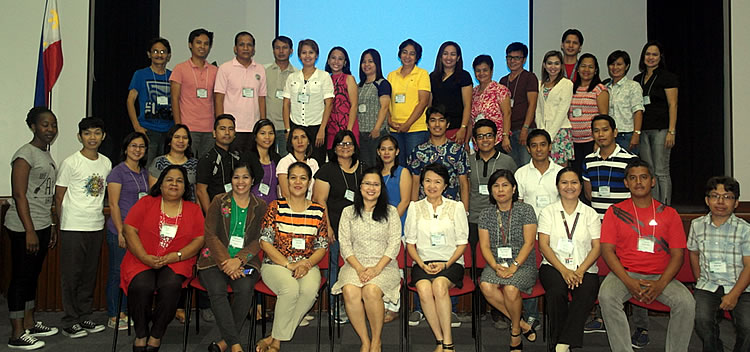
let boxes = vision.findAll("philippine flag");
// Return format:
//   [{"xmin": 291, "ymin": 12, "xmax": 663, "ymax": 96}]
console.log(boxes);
[{"xmin": 34, "ymin": 0, "xmax": 63, "ymax": 107}]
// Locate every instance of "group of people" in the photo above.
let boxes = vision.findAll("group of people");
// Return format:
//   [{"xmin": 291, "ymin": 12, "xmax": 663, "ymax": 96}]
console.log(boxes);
[{"xmin": 4, "ymin": 26, "xmax": 747, "ymax": 352}]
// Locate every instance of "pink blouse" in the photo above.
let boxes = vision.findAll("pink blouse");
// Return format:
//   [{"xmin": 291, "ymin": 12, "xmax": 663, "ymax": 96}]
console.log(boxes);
[{"xmin": 471, "ymin": 81, "xmax": 511, "ymax": 145}]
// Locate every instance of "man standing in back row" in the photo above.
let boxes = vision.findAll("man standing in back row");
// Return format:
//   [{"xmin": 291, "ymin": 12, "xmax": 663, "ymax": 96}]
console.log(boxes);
[
  {"xmin": 265, "ymin": 36, "xmax": 297, "ymax": 157},
  {"xmin": 499, "ymin": 42, "xmax": 538, "ymax": 167}
]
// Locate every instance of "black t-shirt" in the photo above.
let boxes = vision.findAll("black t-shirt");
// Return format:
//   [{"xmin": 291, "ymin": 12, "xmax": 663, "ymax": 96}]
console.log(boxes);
[
  {"xmin": 633, "ymin": 67, "xmax": 679, "ymax": 130},
  {"xmin": 430, "ymin": 70, "xmax": 473, "ymax": 130},
  {"xmin": 314, "ymin": 160, "xmax": 364, "ymax": 239},
  {"xmin": 196, "ymin": 146, "xmax": 263, "ymax": 200}
]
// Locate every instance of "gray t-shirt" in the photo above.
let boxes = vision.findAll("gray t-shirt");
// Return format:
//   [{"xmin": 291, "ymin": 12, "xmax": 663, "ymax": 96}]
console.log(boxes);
[
  {"xmin": 468, "ymin": 151, "xmax": 517, "ymax": 223},
  {"xmin": 5, "ymin": 144, "xmax": 57, "ymax": 232}
]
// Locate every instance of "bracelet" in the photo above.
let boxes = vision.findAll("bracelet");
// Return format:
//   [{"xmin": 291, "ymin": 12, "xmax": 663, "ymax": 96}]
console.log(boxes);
[
  {"xmin": 460, "ymin": 124, "xmax": 467, "ymax": 128},
  {"xmin": 522, "ymin": 124, "xmax": 530, "ymax": 129}
]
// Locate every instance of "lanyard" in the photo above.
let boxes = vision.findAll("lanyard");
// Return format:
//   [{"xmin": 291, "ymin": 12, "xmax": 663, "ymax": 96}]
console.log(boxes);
[
  {"xmin": 159, "ymin": 199, "xmax": 183, "ymax": 228},
  {"xmin": 149, "ymin": 67, "xmax": 166, "ymax": 101},
  {"xmin": 214, "ymin": 148, "xmax": 235, "ymax": 184},
  {"xmin": 507, "ymin": 71, "xmax": 521, "ymax": 99},
  {"xmin": 632, "ymin": 199, "xmax": 656, "ymax": 237},
  {"xmin": 497, "ymin": 206, "xmax": 513, "ymax": 245},
  {"xmin": 262, "ymin": 161, "xmax": 275, "ymax": 186},
  {"xmin": 641, "ymin": 73, "xmax": 658, "ymax": 96},
  {"xmin": 560, "ymin": 211, "xmax": 580, "ymax": 240},
  {"xmin": 128, "ymin": 168, "xmax": 147, "ymax": 193},
  {"xmin": 190, "ymin": 62, "xmax": 209, "ymax": 92},
  {"xmin": 339, "ymin": 164, "xmax": 358, "ymax": 194}
]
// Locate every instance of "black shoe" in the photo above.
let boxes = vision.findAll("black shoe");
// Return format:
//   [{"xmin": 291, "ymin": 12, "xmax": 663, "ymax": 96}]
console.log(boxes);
[
  {"xmin": 145, "ymin": 346, "xmax": 160, "ymax": 352},
  {"xmin": 208, "ymin": 342, "xmax": 221, "ymax": 352},
  {"xmin": 7, "ymin": 331, "xmax": 45, "ymax": 350},
  {"xmin": 132, "ymin": 345, "xmax": 146, "ymax": 352},
  {"xmin": 510, "ymin": 331, "xmax": 523, "ymax": 352}
]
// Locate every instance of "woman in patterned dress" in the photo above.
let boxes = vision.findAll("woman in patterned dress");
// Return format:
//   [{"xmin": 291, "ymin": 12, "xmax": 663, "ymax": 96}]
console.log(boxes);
[
  {"xmin": 325, "ymin": 46, "xmax": 359, "ymax": 153},
  {"xmin": 471, "ymin": 55, "xmax": 512, "ymax": 153},
  {"xmin": 535, "ymin": 51, "xmax": 574, "ymax": 166}
]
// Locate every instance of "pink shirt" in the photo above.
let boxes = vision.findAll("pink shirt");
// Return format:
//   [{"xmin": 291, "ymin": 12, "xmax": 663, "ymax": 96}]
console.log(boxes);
[
  {"xmin": 170, "ymin": 59, "xmax": 218, "ymax": 132},
  {"xmin": 568, "ymin": 84, "xmax": 606, "ymax": 143},
  {"xmin": 471, "ymin": 81, "xmax": 511, "ymax": 145},
  {"xmin": 214, "ymin": 58, "xmax": 267, "ymax": 132}
]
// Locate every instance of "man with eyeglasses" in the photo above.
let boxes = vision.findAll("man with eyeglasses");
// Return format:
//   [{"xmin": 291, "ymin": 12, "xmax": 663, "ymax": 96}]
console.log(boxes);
[
  {"xmin": 688, "ymin": 176, "xmax": 750, "ymax": 351},
  {"xmin": 499, "ymin": 42, "xmax": 538, "ymax": 168},
  {"xmin": 126, "ymin": 37, "xmax": 174, "ymax": 162}
]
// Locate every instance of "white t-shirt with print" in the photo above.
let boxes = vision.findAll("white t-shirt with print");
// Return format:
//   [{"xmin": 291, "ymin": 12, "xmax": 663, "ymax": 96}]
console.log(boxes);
[{"xmin": 56, "ymin": 151, "xmax": 112, "ymax": 231}]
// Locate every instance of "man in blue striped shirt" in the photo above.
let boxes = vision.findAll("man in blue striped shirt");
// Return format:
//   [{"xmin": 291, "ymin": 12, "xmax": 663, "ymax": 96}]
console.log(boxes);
[{"xmin": 688, "ymin": 176, "xmax": 750, "ymax": 351}]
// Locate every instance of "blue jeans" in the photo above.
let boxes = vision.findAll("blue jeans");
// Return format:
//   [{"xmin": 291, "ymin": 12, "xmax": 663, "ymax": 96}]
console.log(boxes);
[
  {"xmin": 392, "ymin": 131, "xmax": 429, "ymax": 167},
  {"xmin": 639, "ymin": 129, "xmax": 672, "ymax": 204},
  {"xmin": 275, "ymin": 129, "xmax": 289, "ymax": 158},
  {"xmin": 106, "ymin": 230, "xmax": 127, "ymax": 317},
  {"xmin": 616, "ymin": 132, "xmax": 639, "ymax": 155},
  {"xmin": 694, "ymin": 287, "xmax": 750, "ymax": 352},
  {"xmin": 507, "ymin": 129, "xmax": 531, "ymax": 167},
  {"xmin": 190, "ymin": 131, "xmax": 215, "ymax": 160},
  {"xmin": 328, "ymin": 241, "xmax": 342, "ymax": 314},
  {"xmin": 144, "ymin": 129, "xmax": 167, "ymax": 164}
]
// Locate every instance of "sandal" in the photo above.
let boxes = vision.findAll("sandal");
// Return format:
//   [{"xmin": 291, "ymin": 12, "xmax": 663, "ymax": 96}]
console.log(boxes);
[
  {"xmin": 510, "ymin": 331, "xmax": 523, "ymax": 352},
  {"xmin": 383, "ymin": 310, "xmax": 399, "ymax": 324},
  {"xmin": 175, "ymin": 309, "xmax": 186, "ymax": 324},
  {"xmin": 255, "ymin": 337, "xmax": 271, "ymax": 352},
  {"xmin": 434, "ymin": 340, "xmax": 443, "ymax": 352},
  {"xmin": 441, "ymin": 343, "xmax": 455, "ymax": 351},
  {"xmin": 522, "ymin": 323, "xmax": 537, "ymax": 343}
]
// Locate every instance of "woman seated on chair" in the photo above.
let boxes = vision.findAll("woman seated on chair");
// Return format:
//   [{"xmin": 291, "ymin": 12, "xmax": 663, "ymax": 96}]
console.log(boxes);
[
  {"xmin": 478, "ymin": 169, "xmax": 538, "ymax": 352},
  {"xmin": 537, "ymin": 167, "xmax": 601, "ymax": 351},
  {"xmin": 121, "ymin": 165, "xmax": 205, "ymax": 352},
  {"xmin": 404, "ymin": 163, "xmax": 469, "ymax": 352},
  {"xmin": 197, "ymin": 162, "xmax": 268, "ymax": 352},
  {"xmin": 256, "ymin": 161, "xmax": 329, "ymax": 352},
  {"xmin": 331, "ymin": 167, "xmax": 402, "ymax": 352}
]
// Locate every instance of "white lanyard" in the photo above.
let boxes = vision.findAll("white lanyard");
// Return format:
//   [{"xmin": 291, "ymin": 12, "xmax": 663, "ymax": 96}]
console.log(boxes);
[
  {"xmin": 641, "ymin": 73, "xmax": 658, "ymax": 96},
  {"xmin": 128, "ymin": 168, "xmax": 147, "ymax": 194},
  {"xmin": 339, "ymin": 165, "xmax": 358, "ymax": 194},
  {"xmin": 149, "ymin": 68, "xmax": 166, "ymax": 100},
  {"xmin": 190, "ymin": 62, "xmax": 209, "ymax": 92},
  {"xmin": 507, "ymin": 71, "xmax": 521, "ymax": 99},
  {"xmin": 632, "ymin": 199, "xmax": 657, "ymax": 238}
]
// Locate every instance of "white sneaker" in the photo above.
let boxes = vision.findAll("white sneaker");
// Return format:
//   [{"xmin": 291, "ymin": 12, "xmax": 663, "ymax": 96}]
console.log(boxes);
[{"xmin": 7, "ymin": 331, "xmax": 45, "ymax": 350}]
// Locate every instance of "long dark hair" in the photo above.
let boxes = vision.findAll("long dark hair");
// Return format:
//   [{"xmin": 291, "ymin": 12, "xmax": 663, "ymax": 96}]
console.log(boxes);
[
  {"xmin": 249, "ymin": 119, "xmax": 281, "ymax": 164},
  {"xmin": 573, "ymin": 53, "xmax": 603, "ymax": 93},
  {"xmin": 358, "ymin": 48, "xmax": 384, "ymax": 87},
  {"xmin": 638, "ymin": 40, "xmax": 666, "ymax": 72},
  {"xmin": 541, "ymin": 50, "xmax": 564, "ymax": 85},
  {"xmin": 324, "ymin": 46, "xmax": 351, "ymax": 75},
  {"xmin": 430, "ymin": 41, "xmax": 464, "ymax": 84},
  {"xmin": 375, "ymin": 135, "xmax": 400, "ymax": 176},
  {"xmin": 149, "ymin": 164, "xmax": 191, "ymax": 201},
  {"xmin": 353, "ymin": 167, "xmax": 390, "ymax": 222},
  {"xmin": 163, "ymin": 124, "xmax": 194, "ymax": 159},
  {"xmin": 120, "ymin": 132, "xmax": 149, "ymax": 168}
]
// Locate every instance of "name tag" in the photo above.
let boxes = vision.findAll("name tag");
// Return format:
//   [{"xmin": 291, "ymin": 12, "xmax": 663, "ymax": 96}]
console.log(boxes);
[
  {"xmin": 297, "ymin": 92, "xmax": 310, "ymax": 103},
  {"xmin": 564, "ymin": 257, "xmax": 574, "ymax": 265},
  {"xmin": 536, "ymin": 194, "xmax": 551, "ymax": 209},
  {"xmin": 497, "ymin": 246, "xmax": 513, "ymax": 259},
  {"xmin": 599, "ymin": 185, "xmax": 611, "ymax": 197},
  {"xmin": 709, "ymin": 261, "xmax": 727, "ymax": 273},
  {"xmin": 258, "ymin": 183, "xmax": 270, "ymax": 195},
  {"xmin": 643, "ymin": 96, "xmax": 651, "ymax": 105},
  {"xmin": 358, "ymin": 104, "xmax": 367, "ymax": 113},
  {"xmin": 229, "ymin": 235, "xmax": 244, "ymax": 248},
  {"xmin": 637, "ymin": 236, "xmax": 655, "ymax": 253},
  {"xmin": 224, "ymin": 183, "xmax": 232, "ymax": 192},
  {"xmin": 160, "ymin": 224, "xmax": 178, "ymax": 239},
  {"xmin": 510, "ymin": 98, "xmax": 514, "ymax": 108},
  {"xmin": 156, "ymin": 96, "xmax": 168, "ymax": 105},
  {"xmin": 479, "ymin": 184, "xmax": 489, "ymax": 195},
  {"xmin": 394, "ymin": 93, "xmax": 406, "ymax": 104},
  {"xmin": 138, "ymin": 192, "xmax": 148, "ymax": 199},
  {"xmin": 197, "ymin": 88, "xmax": 208, "ymax": 98},
  {"xmin": 572, "ymin": 108, "xmax": 583, "ymax": 117},
  {"xmin": 430, "ymin": 233, "xmax": 446, "ymax": 246},
  {"xmin": 275, "ymin": 89, "xmax": 284, "ymax": 100},
  {"xmin": 292, "ymin": 238, "xmax": 306, "ymax": 250},
  {"xmin": 242, "ymin": 87, "xmax": 255, "ymax": 98},
  {"xmin": 557, "ymin": 238, "xmax": 574, "ymax": 254},
  {"xmin": 344, "ymin": 189, "xmax": 355, "ymax": 202}
]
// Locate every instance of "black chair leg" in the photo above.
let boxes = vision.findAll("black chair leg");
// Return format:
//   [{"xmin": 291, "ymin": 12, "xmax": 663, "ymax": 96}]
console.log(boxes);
[
  {"xmin": 249, "ymin": 292, "xmax": 257, "ymax": 352},
  {"xmin": 111, "ymin": 289, "xmax": 122, "ymax": 352},
  {"xmin": 260, "ymin": 293, "xmax": 267, "ymax": 338},
  {"xmin": 182, "ymin": 287, "xmax": 192, "ymax": 352}
]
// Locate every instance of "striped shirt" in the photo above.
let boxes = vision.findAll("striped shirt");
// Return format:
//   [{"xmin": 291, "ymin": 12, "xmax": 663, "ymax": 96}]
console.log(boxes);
[
  {"xmin": 582, "ymin": 144, "xmax": 637, "ymax": 219},
  {"xmin": 687, "ymin": 213, "xmax": 750, "ymax": 293},
  {"xmin": 568, "ymin": 84, "xmax": 607, "ymax": 143},
  {"xmin": 260, "ymin": 199, "xmax": 328, "ymax": 264}
]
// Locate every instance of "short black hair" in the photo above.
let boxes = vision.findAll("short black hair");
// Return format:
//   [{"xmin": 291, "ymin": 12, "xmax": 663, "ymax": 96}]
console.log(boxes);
[
  {"xmin": 26, "ymin": 106, "xmax": 56, "ymax": 128},
  {"xmin": 705, "ymin": 176, "xmax": 740, "ymax": 198},
  {"xmin": 419, "ymin": 163, "xmax": 450, "ymax": 187},
  {"xmin": 148, "ymin": 37, "xmax": 171, "ymax": 54},
  {"xmin": 488, "ymin": 169, "xmax": 519, "ymax": 204},
  {"xmin": 188, "ymin": 28, "xmax": 213, "ymax": 46},
  {"xmin": 591, "ymin": 114, "xmax": 616, "ymax": 131},
  {"xmin": 120, "ymin": 132, "xmax": 149, "ymax": 168},
  {"xmin": 472, "ymin": 54, "xmax": 494, "ymax": 70},
  {"xmin": 398, "ymin": 38, "xmax": 422, "ymax": 62},
  {"xmin": 234, "ymin": 31, "xmax": 255, "ymax": 46},
  {"xmin": 506, "ymin": 42, "xmax": 529, "ymax": 57},
  {"xmin": 527, "ymin": 129, "xmax": 551, "ymax": 145},
  {"xmin": 149, "ymin": 164, "xmax": 192, "ymax": 201},
  {"xmin": 288, "ymin": 160, "xmax": 312, "ymax": 179},
  {"xmin": 232, "ymin": 160, "xmax": 256, "ymax": 181},
  {"xmin": 78, "ymin": 116, "xmax": 105, "ymax": 135},
  {"xmin": 556, "ymin": 166, "xmax": 583, "ymax": 186},
  {"xmin": 624, "ymin": 158, "xmax": 654, "ymax": 178},
  {"xmin": 214, "ymin": 114, "xmax": 236, "ymax": 130},
  {"xmin": 472, "ymin": 118, "xmax": 497, "ymax": 136},
  {"xmin": 330, "ymin": 130, "xmax": 360, "ymax": 167},
  {"xmin": 607, "ymin": 50, "xmax": 631, "ymax": 74},
  {"xmin": 562, "ymin": 29, "xmax": 584, "ymax": 45},
  {"xmin": 425, "ymin": 104, "xmax": 446, "ymax": 124},
  {"xmin": 272, "ymin": 35, "xmax": 293, "ymax": 49}
]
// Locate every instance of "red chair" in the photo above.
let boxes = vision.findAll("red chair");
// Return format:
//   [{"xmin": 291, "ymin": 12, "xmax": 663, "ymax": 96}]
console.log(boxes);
[
  {"xmin": 250, "ymin": 249, "xmax": 332, "ymax": 352},
  {"xmin": 404, "ymin": 244, "xmax": 476, "ymax": 352}
]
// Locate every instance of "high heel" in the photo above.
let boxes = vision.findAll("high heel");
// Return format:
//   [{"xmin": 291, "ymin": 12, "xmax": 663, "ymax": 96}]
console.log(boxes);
[
  {"xmin": 434, "ymin": 340, "xmax": 443, "ymax": 352},
  {"xmin": 522, "ymin": 322, "xmax": 537, "ymax": 342},
  {"xmin": 145, "ymin": 346, "xmax": 160, "ymax": 352},
  {"xmin": 510, "ymin": 331, "xmax": 523, "ymax": 352},
  {"xmin": 133, "ymin": 346, "xmax": 146, "ymax": 352},
  {"xmin": 441, "ymin": 343, "xmax": 455, "ymax": 350}
]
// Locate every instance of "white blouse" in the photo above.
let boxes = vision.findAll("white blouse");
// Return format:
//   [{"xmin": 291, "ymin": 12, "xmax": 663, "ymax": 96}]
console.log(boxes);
[
  {"xmin": 282, "ymin": 68, "xmax": 334, "ymax": 126},
  {"xmin": 537, "ymin": 200, "xmax": 601, "ymax": 273},
  {"xmin": 404, "ymin": 197, "xmax": 469, "ymax": 264}
]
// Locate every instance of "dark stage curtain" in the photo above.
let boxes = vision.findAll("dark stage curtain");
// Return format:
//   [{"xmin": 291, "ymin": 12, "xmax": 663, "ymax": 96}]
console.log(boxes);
[
  {"xmin": 646, "ymin": 0, "xmax": 724, "ymax": 207},
  {"xmin": 91, "ymin": 0, "xmax": 159, "ymax": 161}
]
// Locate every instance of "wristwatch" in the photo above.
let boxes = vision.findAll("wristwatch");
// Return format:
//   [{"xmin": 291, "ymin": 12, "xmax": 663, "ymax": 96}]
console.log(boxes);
[
  {"xmin": 668, "ymin": 130, "xmax": 676, "ymax": 135},
  {"xmin": 512, "ymin": 260, "xmax": 520, "ymax": 266},
  {"xmin": 634, "ymin": 130, "xmax": 641, "ymax": 135},
  {"xmin": 177, "ymin": 251, "xmax": 183, "ymax": 261}
]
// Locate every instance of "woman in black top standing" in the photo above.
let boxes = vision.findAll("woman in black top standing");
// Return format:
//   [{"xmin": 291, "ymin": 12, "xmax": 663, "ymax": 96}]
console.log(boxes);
[{"xmin": 430, "ymin": 41, "xmax": 473, "ymax": 145}]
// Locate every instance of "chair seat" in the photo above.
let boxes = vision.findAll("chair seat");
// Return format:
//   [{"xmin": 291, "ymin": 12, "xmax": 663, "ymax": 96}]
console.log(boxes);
[
  {"xmin": 406, "ymin": 275, "xmax": 475, "ymax": 296},
  {"xmin": 628, "ymin": 297, "xmax": 670, "ymax": 312},
  {"xmin": 521, "ymin": 280, "xmax": 545, "ymax": 299}
]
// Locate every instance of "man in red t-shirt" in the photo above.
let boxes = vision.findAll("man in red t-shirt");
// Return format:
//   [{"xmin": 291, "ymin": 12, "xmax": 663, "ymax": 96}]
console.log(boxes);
[{"xmin": 598, "ymin": 158, "xmax": 695, "ymax": 352}]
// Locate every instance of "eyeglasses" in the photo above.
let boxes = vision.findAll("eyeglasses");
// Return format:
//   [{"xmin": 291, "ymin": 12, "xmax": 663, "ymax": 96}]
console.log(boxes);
[
  {"xmin": 506, "ymin": 55, "xmax": 525, "ymax": 61},
  {"xmin": 475, "ymin": 133, "xmax": 496, "ymax": 140},
  {"xmin": 337, "ymin": 142, "xmax": 354, "ymax": 148},
  {"xmin": 129, "ymin": 144, "xmax": 147, "ymax": 149},
  {"xmin": 362, "ymin": 181, "xmax": 381, "ymax": 188},
  {"xmin": 151, "ymin": 50, "xmax": 168, "ymax": 55},
  {"xmin": 708, "ymin": 193, "xmax": 736, "ymax": 201}
]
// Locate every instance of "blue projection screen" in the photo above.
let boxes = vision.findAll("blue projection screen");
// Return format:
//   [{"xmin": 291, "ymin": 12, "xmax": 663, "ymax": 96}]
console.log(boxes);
[{"xmin": 278, "ymin": 1, "xmax": 530, "ymax": 82}]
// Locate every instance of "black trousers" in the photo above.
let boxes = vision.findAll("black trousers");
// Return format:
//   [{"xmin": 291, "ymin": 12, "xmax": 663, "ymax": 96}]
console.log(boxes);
[
  {"xmin": 6, "ymin": 227, "xmax": 50, "ymax": 318},
  {"xmin": 127, "ymin": 266, "xmax": 185, "ymax": 339},
  {"xmin": 539, "ymin": 264, "xmax": 599, "ymax": 348}
]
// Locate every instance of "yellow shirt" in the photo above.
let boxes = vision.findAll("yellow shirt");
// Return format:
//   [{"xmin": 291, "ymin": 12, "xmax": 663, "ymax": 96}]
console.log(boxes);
[{"xmin": 387, "ymin": 66, "xmax": 431, "ymax": 132}]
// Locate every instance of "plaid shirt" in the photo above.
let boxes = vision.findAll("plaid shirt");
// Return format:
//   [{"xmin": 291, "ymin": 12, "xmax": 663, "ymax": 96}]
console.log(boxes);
[{"xmin": 687, "ymin": 213, "xmax": 750, "ymax": 293}]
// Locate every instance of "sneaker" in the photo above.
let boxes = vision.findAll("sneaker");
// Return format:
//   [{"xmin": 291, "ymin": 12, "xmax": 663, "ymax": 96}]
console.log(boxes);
[
  {"xmin": 201, "ymin": 309, "xmax": 216, "ymax": 322},
  {"xmin": 408, "ymin": 311, "xmax": 424, "ymax": 327},
  {"xmin": 79, "ymin": 320, "xmax": 105, "ymax": 334},
  {"xmin": 333, "ymin": 310, "xmax": 349, "ymax": 325},
  {"xmin": 583, "ymin": 318, "xmax": 606, "ymax": 333},
  {"xmin": 108, "ymin": 317, "xmax": 129, "ymax": 331},
  {"xmin": 455, "ymin": 312, "xmax": 473, "ymax": 323},
  {"xmin": 28, "ymin": 321, "xmax": 58, "ymax": 337},
  {"xmin": 450, "ymin": 312, "xmax": 461, "ymax": 328},
  {"xmin": 7, "ymin": 331, "xmax": 45, "ymax": 350},
  {"xmin": 62, "ymin": 324, "xmax": 88, "ymax": 338},
  {"xmin": 631, "ymin": 328, "xmax": 649, "ymax": 349}
]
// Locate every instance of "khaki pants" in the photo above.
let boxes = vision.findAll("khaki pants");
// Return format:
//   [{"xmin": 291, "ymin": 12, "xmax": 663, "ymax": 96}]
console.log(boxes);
[{"xmin": 260, "ymin": 264, "xmax": 321, "ymax": 341}]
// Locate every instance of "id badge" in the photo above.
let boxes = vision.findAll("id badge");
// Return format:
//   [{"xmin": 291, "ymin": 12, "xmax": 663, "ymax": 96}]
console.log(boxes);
[
  {"xmin": 224, "ymin": 183, "xmax": 232, "ymax": 192},
  {"xmin": 229, "ymin": 235, "xmax": 244, "ymax": 248},
  {"xmin": 160, "ymin": 224, "xmax": 178, "ymax": 239},
  {"xmin": 536, "ymin": 194, "xmax": 551, "ymax": 209},
  {"xmin": 637, "ymin": 236, "xmax": 655, "ymax": 253},
  {"xmin": 479, "ymin": 185, "xmax": 489, "ymax": 195},
  {"xmin": 297, "ymin": 92, "xmax": 310, "ymax": 103},
  {"xmin": 344, "ymin": 189, "xmax": 355, "ymax": 202},
  {"xmin": 599, "ymin": 185, "xmax": 611, "ymax": 197},
  {"xmin": 557, "ymin": 238, "xmax": 574, "ymax": 254},
  {"xmin": 138, "ymin": 192, "xmax": 148, "ymax": 199},
  {"xmin": 510, "ymin": 98, "xmax": 514, "ymax": 108},
  {"xmin": 358, "ymin": 104, "xmax": 367, "ymax": 113},
  {"xmin": 572, "ymin": 108, "xmax": 583, "ymax": 117},
  {"xmin": 197, "ymin": 88, "xmax": 208, "ymax": 98},
  {"xmin": 709, "ymin": 261, "xmax": 727, "ymax": 273},
  {"xmin": 497, "ymin": 246, "xmax": 513, "ymax": 259},
  {"xmin": 643, "ymin": 96, "xmax": 651, "ymax": 105},
  {"xmin": 258, "ymin": 183, "xmax": 270, "ymax": 195},
  {"xmin": 242, "ymin": 87, "xmax": 255, "ymax": 98},
  {"xmin": 430, "ymin": 233, "xmax": 446, "ymax": 246},
  {"xmin": 275, "ymin": 89, "xmax": 284, "ymax": 100},
  {"xmin": 564, "ymin": 257, "xmax": 574, "ymax": 265},
  {"xmin": 156, "ymin": 96, "xmax": 168, "ymax": 105},
  {"xmin": 394, "ymin": 93, "xmax": 406, "ymax": 104},
  {"xmin": 291, "ymin": 238, "xmax": 306, "ymax": 250}
]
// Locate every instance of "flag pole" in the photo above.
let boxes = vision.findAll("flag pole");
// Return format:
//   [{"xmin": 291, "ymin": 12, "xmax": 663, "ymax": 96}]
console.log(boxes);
[{"xmin": 48, "ymin": 90, "xmax": 53, "ymax": 109}]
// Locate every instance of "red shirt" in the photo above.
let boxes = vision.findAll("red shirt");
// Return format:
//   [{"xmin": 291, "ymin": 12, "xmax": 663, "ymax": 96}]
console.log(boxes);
[
  {"xmin": 601, "ymin": 198, "xmax": 686, "ymax": 275},
  {"xmin": 120, "ymin": 195, "xmax": 204, "ymax": 293}
]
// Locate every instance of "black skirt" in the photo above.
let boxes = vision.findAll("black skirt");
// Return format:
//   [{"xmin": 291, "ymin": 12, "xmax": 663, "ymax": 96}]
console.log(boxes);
[{"xmin": 409, "ymin": 261, "xmax": 465, "ymax": 288}]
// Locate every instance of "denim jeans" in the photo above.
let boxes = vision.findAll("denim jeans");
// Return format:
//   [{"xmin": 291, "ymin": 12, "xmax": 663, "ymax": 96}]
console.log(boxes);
[
  {"xmin": 190, "ymin": 131, "xmax": 215, "ymax": 160},
  {"xmin": 144, "ymin": 129, "xmax": 167, "ymax": 164},
  {"xmin": 694, "ymin": 287, "xmax": 750, "ymax": 352},
  {"xmin": 106, "ymin": 230, "xmax": 127, "ymax": 317},
  {"xmin": 507, "ymin": 129, "xmax": 531, "ymax": 167},
  {"xmin": 275, "ymin": 129, "xmax": 289, "ymax": 158},
  {"xmin": 391, "ymin": 130, "xmax": 429, "ymax": 167},
  {"xmin": 616, "ymin": 132, "xmax": 639, "ymax": 155},
  {"xmin": 639, "ymin": 129, "xmax": 672, "ymax": 204}
]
